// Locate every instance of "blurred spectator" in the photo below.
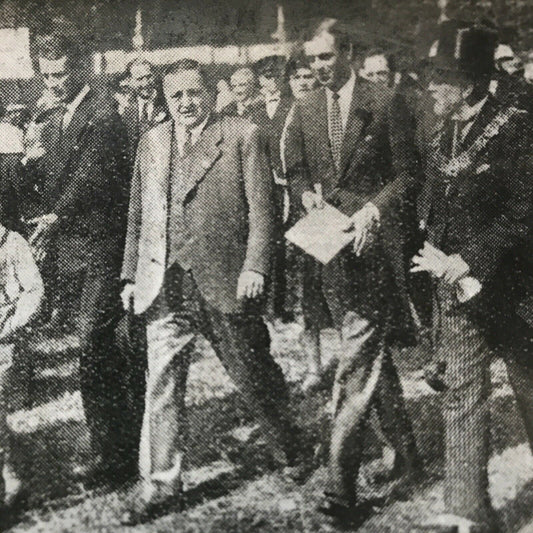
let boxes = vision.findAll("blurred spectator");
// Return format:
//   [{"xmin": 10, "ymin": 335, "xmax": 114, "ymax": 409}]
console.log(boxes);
[
  {"xmin": 222, "ymin": 67, "xmax": 260, "ymax": 117},
  {"xmin": 121, "ymin": 59, "xmax": 168, "ymax": 163},
  {"xmin": 492, "ymin": 43, "xmax": 533, "ymax": 113},
  {"xmin": 252, "ymin": 55, "xmax": 294, "ymax": 323},
  {"xmin": 495, "ymin": 43, "xmax": 523, "ymax": 75},
  {"xmin": 0, "ymin": 105, "xmax": 24, "ymax": 231},
  {"xmin": 359, "ymin": 50, "xmax": 393, "ymax": 86},
  {"xmin": 524, "ymin": 59, "xmax": 533, "ymax": 85},
  {"xmin": 0, "ymin": 220, "xmax": 43, "ymax": 512},
  {"xmin": 112, "ymin": 72, "xmax": 133, "ymax": 116},
  {"xmin": 286, "ymin": 53, "xmax": 318, "ymax": 99}
]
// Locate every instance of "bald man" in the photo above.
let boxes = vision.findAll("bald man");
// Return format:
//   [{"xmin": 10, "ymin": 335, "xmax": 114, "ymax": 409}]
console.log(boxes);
[{"xmin": 222, "ymin": 67, "xmax": 261, "ymax": 118}]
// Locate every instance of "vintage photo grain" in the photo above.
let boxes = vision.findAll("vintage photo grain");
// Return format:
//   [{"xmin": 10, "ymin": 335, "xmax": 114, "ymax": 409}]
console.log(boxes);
[{"xmin": 0, "ymin": 0, "xmax": 531, "ymax": 531}]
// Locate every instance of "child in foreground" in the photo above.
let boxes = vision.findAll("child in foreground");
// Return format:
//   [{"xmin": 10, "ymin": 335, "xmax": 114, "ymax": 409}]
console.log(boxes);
[{"xmin": 0, "ymin": 221, "xmax": 43, "ymax": 514}]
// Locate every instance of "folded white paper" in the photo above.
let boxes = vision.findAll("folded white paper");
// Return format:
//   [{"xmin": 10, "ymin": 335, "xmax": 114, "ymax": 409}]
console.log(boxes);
[{"xmin": 285, "ymin": 203, "xmax": 354, "ymax": 264}]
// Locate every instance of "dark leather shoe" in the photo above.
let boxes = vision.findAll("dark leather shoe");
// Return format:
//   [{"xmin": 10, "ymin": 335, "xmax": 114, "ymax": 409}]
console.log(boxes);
[
  {"xmin": 317, "ymin": 493, "xmax": 379, "ymax": 529},
  {"xmin": 120, "ymin": 493, "xmax": 183, "ymax": 525}
]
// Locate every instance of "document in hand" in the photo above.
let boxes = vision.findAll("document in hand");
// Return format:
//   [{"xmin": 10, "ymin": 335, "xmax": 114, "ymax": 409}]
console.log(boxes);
[{"xmin": 285, "ymin": 203, "xmax": 355, "ymax": 264}]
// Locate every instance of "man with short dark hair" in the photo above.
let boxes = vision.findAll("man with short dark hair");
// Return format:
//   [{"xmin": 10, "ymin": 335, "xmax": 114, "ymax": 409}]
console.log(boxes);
[
  {"xmin": 250, "ymin": 55, "xmax": 294, "ymax": 323},
  {"xmin": 121, "ymin": 58, "xmax": 168, "ymax": 162},
  {"xmin": 22, "ymin": 32, "xmax": 134, "ymax": 487},
  {"xmin": 284, "ymin": 17, "xmax": 420, "ymax": 526},
  {"xmin": 120, "ymin": 59, "xmax": 302, "ymax": 524},
  {"xmin": 411, "ymin": 21, "xmax": 533, "ymax": 533},
  {"xmin": 286, "ymin": 53, "xmax": 318, "ymax": 99},
  {"xmin": 359, "ymin": 49, "xmax": 393, "ymax": 86}
]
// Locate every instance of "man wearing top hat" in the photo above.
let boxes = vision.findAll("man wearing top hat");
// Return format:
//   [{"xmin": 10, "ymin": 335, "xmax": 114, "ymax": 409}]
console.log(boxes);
[{"xmin": 411, "ymin": 20, "xmax": 533, "ymax": 533}]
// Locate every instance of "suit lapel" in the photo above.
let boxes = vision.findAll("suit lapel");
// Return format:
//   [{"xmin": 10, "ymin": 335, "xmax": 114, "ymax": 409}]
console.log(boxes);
[
  {"xmin": 459, "ymin": 96, "xmax": 499, "ymax": 150},
  {"xmin": 57, "ymin": 93, "xmax": 93, "ymax": 177},
  {"xmin": 146, "ymin": 120, "xmax": 173, "ymax": 214},
  {"xmin": 179, "ymin": 116, "xmax": 223, "ymax": 203},
  {"xmin": 338, "ymin": 82, "xmax": 373, "ymax": 180}
]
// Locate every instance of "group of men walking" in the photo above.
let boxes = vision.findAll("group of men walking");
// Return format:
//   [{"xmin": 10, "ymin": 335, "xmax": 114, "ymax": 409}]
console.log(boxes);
[{"xmin": 1, "ymin": 13, "xmax": 532, "ymax": 533}]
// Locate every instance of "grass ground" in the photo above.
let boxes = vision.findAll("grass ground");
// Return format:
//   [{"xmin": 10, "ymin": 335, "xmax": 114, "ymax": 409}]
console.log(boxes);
[{"xmin": 3, "ymin": 322, "xmax": 533, "ymax": 533}]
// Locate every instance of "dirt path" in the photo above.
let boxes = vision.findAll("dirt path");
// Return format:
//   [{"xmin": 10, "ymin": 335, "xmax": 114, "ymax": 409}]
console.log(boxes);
[{"xmin": 5, "ymin": 324, "xmax": 533, "ymax": 532}]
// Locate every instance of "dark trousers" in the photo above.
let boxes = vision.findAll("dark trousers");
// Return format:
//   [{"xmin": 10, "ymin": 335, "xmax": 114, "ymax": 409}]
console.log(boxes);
[
  {"xmin": 140, "ymin": 267, "xmax": 298, "ymax": 495},
  {"xmin": 76, "ymin": 260, "xmax": 140, "ymax": 470},
  {"xmin": 434, "ymin": 283, "xmax": 533, "ymax": 525},
  {"xmin": 322, "ymin": 251, "xmax": 417, "ymax": 503},
  {"xmin": 41, "ymin": 250, "xmax": 139, "ymax": 471}
]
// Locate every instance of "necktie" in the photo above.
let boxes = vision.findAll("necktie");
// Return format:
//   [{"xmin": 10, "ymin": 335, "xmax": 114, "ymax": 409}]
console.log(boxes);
[
  {"xmin": 139, "ymin": 100, "xmax": 150, "ymax": 134},
  {"xmin": 329, "ymin": 92, "xmax": 343, "ymax": 169},
  {"xmin": 181, "ymin": 128, "xmax": 192, "ymax": 158}
]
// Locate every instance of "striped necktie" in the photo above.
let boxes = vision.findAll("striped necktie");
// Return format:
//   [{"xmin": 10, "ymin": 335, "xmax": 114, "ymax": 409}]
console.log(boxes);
[{"xmin": 329, "ymin": 92, "xmax": 343, "ymax": 170}]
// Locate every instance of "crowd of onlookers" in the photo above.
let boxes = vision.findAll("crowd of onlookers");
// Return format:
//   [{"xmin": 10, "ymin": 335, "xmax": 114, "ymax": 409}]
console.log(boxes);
[{"xmin": 0, "ymin": 14, "xmax": 531, "ymax": 532}]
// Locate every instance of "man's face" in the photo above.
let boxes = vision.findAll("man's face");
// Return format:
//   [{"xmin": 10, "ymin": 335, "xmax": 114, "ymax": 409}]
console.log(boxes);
[
  {"xmin": 498, "ymin": 57, "xmax": 523, "ymax": 76},
  {"xmin": 289, "ymin": 67, "xmax": 317, "ymax": 98},
  {"xmin": 130, "ymin": 63, "xmax": 155, "ymax": 99},
  {"xmin": 428, "ymin": 78, "xmax": 466, "ymax": 116},
  {"xmin": 304, "ymin": 31, "xmax": 351, "ymax": 89},
  {"xmin": 39, "ymin": 56, "xmax": 81, "ymax": 104},
  {"xmin": 164, "ymin": 69, "xmax": 213, "ymax": 128},
  {"xmin": 230, "ymin": 69, "xmax": 256, "ymax": 103},
  {"xmin": 361, "ymin": 55, "xmax": 390, "ymax": 85}
]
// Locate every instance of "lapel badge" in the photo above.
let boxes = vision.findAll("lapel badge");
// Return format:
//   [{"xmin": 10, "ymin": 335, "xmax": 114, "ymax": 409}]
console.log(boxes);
[{"xmin": 201, "ymin": 158, "xmax": 211, "ymax": 169}]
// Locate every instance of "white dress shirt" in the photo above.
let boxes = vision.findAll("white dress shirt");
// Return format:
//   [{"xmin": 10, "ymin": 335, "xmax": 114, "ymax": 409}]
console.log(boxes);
[
  {"xmin": 174, "ymin": 114, "xmax": 210, "ymax": 157},
  {"xmin": 62, "ymin": 85, "xmax": 91, "ymax": 130},
  {"xmin": 137, "ymin": 95, "xmax": 155, "ymax": 122},
  {"xmin": 326, "ymin": 69, "xmax": 356, "ymax": 133},
  {"xmin": 265, "ymin": 91, "xmax": 281, "ymax": 120}
]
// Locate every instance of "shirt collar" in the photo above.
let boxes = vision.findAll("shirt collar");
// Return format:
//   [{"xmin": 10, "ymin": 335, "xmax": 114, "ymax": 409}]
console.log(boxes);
[
  {"xmin": 451, "ymin": 96, "xmax": 488, "ymax": 123},
  {"xmin": 175, "ymin": 113, "xmax": 211, "ymax": 145},
  {"xmin": 265, "ymin": 90, "xmax": 281, "ymax": 103},
  {"xmin": 66, "ymin": 85, "xmax": 91, "ymax": 115}
]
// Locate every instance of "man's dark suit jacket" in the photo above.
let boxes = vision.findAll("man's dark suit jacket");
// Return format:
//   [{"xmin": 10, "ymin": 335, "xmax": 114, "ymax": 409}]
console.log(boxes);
[
  {"xmin": 121, "ymin": 115, "xmax": 274, "ymax": 315},
  {"xmin": 249, "ymin": 95, "xmax": 293, "ymax": 181},
  {"xmin": 120, "ymin": 92, "xmax": 168, "ymax": 165},
  {"xmin": 418, "ymin": 96, "xmax": 533, "ymax": 345},
  {"xmin": 284, "ymin": 81, "xmax": 420, "ymax": 343},
  {"xmin": 24, "ymin": 86, "xmax": 129, "ymax": 272}
]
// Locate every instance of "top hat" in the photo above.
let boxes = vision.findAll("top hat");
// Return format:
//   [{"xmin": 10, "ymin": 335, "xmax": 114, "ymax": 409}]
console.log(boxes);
[{"xmin": 428, "ymin": 20, "xmax": 497, "ymax": 80}]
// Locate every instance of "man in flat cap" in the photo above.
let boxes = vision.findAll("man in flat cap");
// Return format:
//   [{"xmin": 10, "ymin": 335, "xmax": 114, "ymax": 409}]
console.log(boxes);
[{"xmin": 411, "ymin": 20, "xmax": 533, "ymax": 533}]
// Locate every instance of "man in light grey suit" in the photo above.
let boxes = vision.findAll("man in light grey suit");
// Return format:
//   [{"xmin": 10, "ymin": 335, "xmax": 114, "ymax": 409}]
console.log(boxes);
[{"xmin": 120, "ymin": 59, "xmax": 300, "ymax": 524}]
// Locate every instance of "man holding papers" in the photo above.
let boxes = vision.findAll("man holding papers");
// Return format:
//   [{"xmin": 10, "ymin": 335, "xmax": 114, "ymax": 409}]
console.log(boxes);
[{"xmin": 283, "ymin": 18, "xmax": 421, "ymax": 526}]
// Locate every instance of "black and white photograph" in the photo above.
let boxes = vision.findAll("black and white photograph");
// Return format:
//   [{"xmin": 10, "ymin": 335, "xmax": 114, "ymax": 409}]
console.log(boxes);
[{"xmin": 0, "ymin": 0, "xmax": 531, "ymax": 531}]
